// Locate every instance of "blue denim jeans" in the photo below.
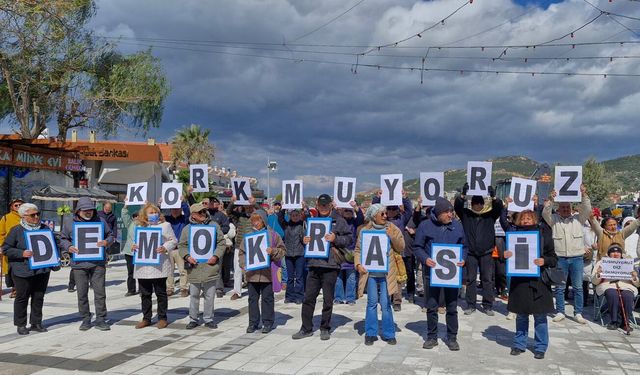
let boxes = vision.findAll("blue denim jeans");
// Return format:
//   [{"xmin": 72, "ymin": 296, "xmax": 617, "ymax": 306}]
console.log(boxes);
[
  {"xmin": 514, "ymin": 314, "xmax": 548, "ymax": 353},
  {"xmin": 365, "ymin": 276, "xmax": 395, "ymax": 339},
  {"xmin": 285, "ymin": 256, "xmax": 305, "ymax": 302},
  {"xmin": 554, "ymin": 256, "xmax": 584, "ymax": 315},
  {"xmin": 334, "ymin": 269, "xmax": 357, "ymax": 303}
]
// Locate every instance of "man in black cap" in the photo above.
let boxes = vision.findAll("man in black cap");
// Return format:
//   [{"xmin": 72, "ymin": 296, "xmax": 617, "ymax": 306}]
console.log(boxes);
[
  {"xmin": 454, "ymin": 183, "xmax": 503, "ymax": 316},
  {"xmin": 292, "ymin": 194, "xmax": 353, "ymax": 341}
]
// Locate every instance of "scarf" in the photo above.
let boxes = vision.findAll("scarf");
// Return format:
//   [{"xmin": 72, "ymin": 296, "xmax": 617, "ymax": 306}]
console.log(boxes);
[
  {"xmin": 371, "ymin": 221, "xmax": 387, "ymax": 230},
  {"xmin": 21, "ymin": 219, "xmax": 41, "ymax": 231}
]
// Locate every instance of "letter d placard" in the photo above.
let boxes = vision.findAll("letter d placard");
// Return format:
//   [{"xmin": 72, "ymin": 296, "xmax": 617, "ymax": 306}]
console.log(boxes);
[
  {"xmin": 430, "ymin": 244, "xmax": 462, "ymax": 288},
  {"xmin": 25, "ymin": 229, "xmax": 61, "ymax": 270}
]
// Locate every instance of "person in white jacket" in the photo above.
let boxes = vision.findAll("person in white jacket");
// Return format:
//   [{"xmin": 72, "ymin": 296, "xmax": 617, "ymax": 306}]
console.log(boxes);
[{"xmin": 132, "ymin": 203, "xmax": 178, "ymax": 329}]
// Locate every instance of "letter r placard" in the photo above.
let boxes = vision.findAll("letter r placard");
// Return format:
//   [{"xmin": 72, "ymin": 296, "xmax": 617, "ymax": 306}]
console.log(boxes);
[
  {"xmin": 429, "ymin": 244, "xmax": 462, "ymax": 288},
  {"xmin": 304, "ymin": 218, "xmax": 332, "ymax": 259}
]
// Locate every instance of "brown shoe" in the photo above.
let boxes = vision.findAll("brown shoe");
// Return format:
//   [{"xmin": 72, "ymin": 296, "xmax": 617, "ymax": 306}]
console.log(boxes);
[
  {"xmin": 135, "ymin": 320, "xmax": 151, "ymax": 329},
  {"xmin": 10, "ymin": 288, "xmax": 17, "ymax": 298},
  {"xmin": 438, "ymin": 307, "xmax": 446, "ymax": 315},
  {"xmin": 180, "ymin": 289, "xmax": 189, "ymax": 298},
  {"xmin": 157, "ymin": 319, "xmax": 169, "ymax": 329},
  {"xmin": 230, "ymin": 293, "xmax": 241, "ymax": 301},
  {"xmin": 166, "ymin": 289, "xmax": 175, "ymax": 296}
]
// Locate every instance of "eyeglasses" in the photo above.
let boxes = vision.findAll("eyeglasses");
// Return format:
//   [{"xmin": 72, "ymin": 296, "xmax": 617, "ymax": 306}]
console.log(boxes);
[
  {"xmin": 198, "ymin": 209, "xmax": 208, "ymax": 215},
  {"xmin": 379, "ymin": 212, "xmax": 387, "ymax": 217},
  {"xmin": 12, "ymin": 203, "xmax": 22, "ymax": 208},
  {"xmin": 26, "ymin": 212, "xmax": 40, "ymax": 218}
]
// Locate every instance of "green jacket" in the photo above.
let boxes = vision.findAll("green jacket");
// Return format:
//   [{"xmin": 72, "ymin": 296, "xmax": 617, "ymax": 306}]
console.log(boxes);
[{"xmin": 178, "ymin": 221, "xmax": 226, "ymax": 284}]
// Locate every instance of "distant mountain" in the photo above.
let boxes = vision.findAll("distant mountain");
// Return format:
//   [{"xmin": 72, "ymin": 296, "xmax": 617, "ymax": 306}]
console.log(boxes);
[{"xmin": 602, "ymin": 154, "xmax": 640, "ymax": 193}]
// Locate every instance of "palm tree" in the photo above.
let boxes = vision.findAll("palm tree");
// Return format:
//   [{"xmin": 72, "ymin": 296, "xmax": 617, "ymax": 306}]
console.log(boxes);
[{"xmin": 170, "ymin": 124, "xmax": 215, "ymax": 166}]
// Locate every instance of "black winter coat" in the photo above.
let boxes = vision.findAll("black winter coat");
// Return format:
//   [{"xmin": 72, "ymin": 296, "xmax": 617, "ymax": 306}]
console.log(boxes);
[
  {"xmin": 507, "ymin": 224, "xmax": 558, "ymax": 315},
  {"xmin": 305, "ymin": 210, "xmax": 353, "ymax": 270},
  {"xmin": 3, "ymin": 224, "xmax": 58, "ymax": 278},
  {"xmin": 454, "ymin": 196, "xmax": 503, "ymax": 256}
]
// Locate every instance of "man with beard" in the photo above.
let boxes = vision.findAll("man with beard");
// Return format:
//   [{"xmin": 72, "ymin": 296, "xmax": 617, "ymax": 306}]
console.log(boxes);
[{"xmin": 60, "ymin": 197, "xmax": 115, "ymax": 331}]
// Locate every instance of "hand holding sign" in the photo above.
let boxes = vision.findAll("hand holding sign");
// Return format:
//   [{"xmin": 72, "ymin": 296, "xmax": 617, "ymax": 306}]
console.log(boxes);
[
  {"xmin": 304, "ymin": 218, "xmax": 332, "ymax": 259},
  {"xmin": 554, "ymin": 166, "xmax": 582, "ymax": 203},
  {"xmin": 430, "ymin": 244, "xmax": 463, "ymax": 288},
  {"xmin": 22, "ymin": 250, "xmax": 33, "ymax": 258}
]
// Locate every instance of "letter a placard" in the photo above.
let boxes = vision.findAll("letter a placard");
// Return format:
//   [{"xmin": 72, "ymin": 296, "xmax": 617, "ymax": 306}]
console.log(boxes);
[
  {"xmin": 244, "ymin": 230, "xmax": 270, "ymax": 271},
  {"xmin": 72, "ymin": 222, "xmax": 105, "ymax": 261},
  {"xmin": 360, "ymin": 230, "xmax": 390, "ymax": 273},
  {"xmin": 134, "ymin": 227, "xmax": 163, "ymax": 265},
  {"xmin": 304, "ymin": 217, "xmax": 332, "ymax": 258},
  {"xmin": 334, "ymin": 177, "xmax": 356, "ymax": 209},
  {"xmin": 282, "ymin": 180, "xmax": 303, "ymax": 209},
  {"xmin": 189, "ymin": 225, "xmax": 217, "ymax": 263},
  {"xmin": 25, "ymin": 230, "xmax": 61, "ymax": 270},
  {"xmin": 508, "ymin": 177, "xmax": 537, "ymax": 212},
  {"xmin": 554, "ymin": 166, "xmax": 582, "ymax": 203},
  {"xmin": 430, "ymin": 244, "xmax": 462, "ymax": 288},
  {"xmin": 506, "ymin": 231, "xmax": 540, "ymax": 277}
]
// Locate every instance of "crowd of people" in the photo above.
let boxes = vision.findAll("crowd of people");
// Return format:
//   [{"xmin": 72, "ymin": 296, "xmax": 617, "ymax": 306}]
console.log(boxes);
[{"xmin": 0, "ymin": 183, "xmax": 639, "ymax": 360}]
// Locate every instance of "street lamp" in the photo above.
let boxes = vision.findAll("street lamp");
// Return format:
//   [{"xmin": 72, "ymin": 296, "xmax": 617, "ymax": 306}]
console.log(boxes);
[{"xmin": 267, "ymin": 159, "xmax": 277, "ymax": 202}]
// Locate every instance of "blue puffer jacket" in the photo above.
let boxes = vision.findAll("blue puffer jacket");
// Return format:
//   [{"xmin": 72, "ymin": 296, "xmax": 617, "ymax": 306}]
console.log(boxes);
[{"xmin": 413, "ymin": 211, "xmax": 467, "ymax": 270}]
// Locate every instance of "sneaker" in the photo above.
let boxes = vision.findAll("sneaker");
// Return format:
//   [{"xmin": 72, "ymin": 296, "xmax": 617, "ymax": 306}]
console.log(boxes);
[
  {"xmin": 552, "ymin": 313, "xmax": 565, "ymax": 322},
  {"xmin": 364, "ymin": 336, "xmax": 376, "ymax": 345},
  {"xmin": 261, "ymin": 326, "xmax": 272, "ymax": 334},
  {"xmin": 79, "ymin": 320, "xmax": 92, "ymax": 331},
  {"xmin": 29, "ymin": 324, "xmax": 47, "ymax": 333},
  {"xmin": 445, "ymin": 339, "xmax": 460, "ymax": 351},
  {"xmin": 534, "ymin": 351, "xmax": 545, "ymax": 359},
  {"xmin": 205, "ymin": 322, "xmax": 218, "ymax": 329},
  {"xmin": 423, "ymin": 338, "xmax": 438, "ymax": 349},
  {"xmin": 463, "ymin": 308, "xmax": 476, "ymax": 315},
  {"xmin": 421, "ymin": 307, "xmax": 428, "ymax": 313},
  {"xmin": 17, "ymin": 326, "xmax": 29, "ymax": 335},
  {"xmin": 484, "ymin": 309, "xmax": 495, "ymax": 317},
  {"xmin": 231, "ymin": 293, "xmax": 241, "ymax": 301},
  {"xmin": 393, "ymin": 304, "xmax": 401, "ymax": 312},
  {"xmin": 510, "ymin": 348, "xmax": 525, "ymax": 356},
  {"xmin": 135, "ymin": 320, "xmax": 151, "ymax": 329},
  {"xmin": 246, "ymin": 326, "xmax": 257, "ymax": 333},
  {"xmin": 67, "ymin": 288, "xmax": 75, "ymax": 293},
  {"xmin": 407, "ymin": 295, "xmax": 414, "ymax": 304},
  {"xmin": 320, "ymin": 329, "xmax": 331, "ymax": 341},
  {"xmin": 157, "ymin": 319, "xmax": 169, "ymax": 329},
  {"xmin": 180, "ymin": 289, "xmax": 189, "ymax": 298},
  {"xmin": 186, "ymin": 321, "xmax": 199, "ymax": 330},
  {"xmin": 124, "ymin": 291, "xmax": 137, "ymax": 297},
  {"xmin": 95, "ymin": 321, "xmax": 110, "ymax": 331},
  {"xmin": 292, "ymin": 329, "xmax": 313, "ymax": 340},
  {"xmin": 506, "ymin": 312, "xmax": 516, "ymax": 320},
  {"xmin": 574, "ymin": 314, "xmax": 587, "ymax": 324},
  {"xmin": 382, "ymin": 337, "xmax": 397, "ymax": 345},
  {"xmin": 437, "ymin": 307, "xmax": 445, "ymax": 314}
]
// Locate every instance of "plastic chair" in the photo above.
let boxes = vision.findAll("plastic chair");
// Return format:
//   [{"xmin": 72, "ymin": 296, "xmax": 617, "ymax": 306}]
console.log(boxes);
[{"xmin": 593, "ymin": 284, "xmax": 607, "ymax": 326}]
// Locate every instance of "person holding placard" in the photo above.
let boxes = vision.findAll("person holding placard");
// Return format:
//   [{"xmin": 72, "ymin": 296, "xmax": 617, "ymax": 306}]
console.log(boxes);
[
  {"xmin": 59, "ymin": 197, "xmax": 115, "ymax": 331},
  {"xmin": 589, "ymin": 213, "xmax": 640, "ymax": 260},
  {"xmin": 413, "ymin": 197, "xmax": 466, "ymax": 351},
  {"xmin": 277, "ymin": 205, "xmax": 309, "ymax": 304},
  {"xmin": 503, "ymin": 209, "xmax": 557, "ymax": 359},
  {"xmin": 354, "ymin": 204, "xmax": 405, "ymax": 345},
  {"xmin": 455, "ymin": 183, "xmax": 503, "ymax": 316},
  {"xmin": 542, "ymin": 185, "xmax": 591, "ymax": 324},
  {"xmin": 2, "ymin": 203, "xmax": 59, "ymax": 335},
  {"xmin": 335, "ymin": 202, "xmax": 364, "ymax": 306},
  {"xmin": 0, "ymin": 198, "xmax": 24, "ymax": 299},
  {"xmin": 178, "ymin": 203, "xmax": 227, "ymax": 329},
  {"xmin": 292, "ymin": 194, "xmax": 353, "ymax": 341},
  {"xmin": 164, "ymin": 197, "xmax": 191, "ymax": 298},
  {"xmin": 591, "ymin": 244, "xmax": 639, "ymax": 331},
  {"xmin": 239, "ymin": 211, "xmax": 286, "ymax": 334},
  {"xmin": 132, "ymin": 203, "xmax": 178, "ymax": 329},
  {"xmin": 121, "ymin": 207, "xmax": 140, "ymax": 297}
]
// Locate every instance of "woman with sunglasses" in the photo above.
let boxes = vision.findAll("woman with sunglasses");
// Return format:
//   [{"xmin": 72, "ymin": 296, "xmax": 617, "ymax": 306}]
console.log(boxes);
[
  {"xmin": 2, "ymin": 203, "xmax": 58, "ymax": 335},
  {"xmin": 1, "ymin": 198, "xmax": 24, "ymax": 298}
]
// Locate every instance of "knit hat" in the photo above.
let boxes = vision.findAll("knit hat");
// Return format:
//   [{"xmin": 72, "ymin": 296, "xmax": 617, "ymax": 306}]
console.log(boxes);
[
  {"xmin": 433, "ymin": 197, "xmax": 453, "ymax": 216},
  {"xmin": 471, "ymin": 196, "xmax": 484, "ymax": 206},
  {"xmin": 607, "ymin": 243, "xmax": 623, "ymax": 256},
  {"xmin": 365, "ymin": 203, "xmax": 385, "ymax": 222},
  {"xmin": 76, "ymin": 197, "xmax": 95, "ymax": 212}
]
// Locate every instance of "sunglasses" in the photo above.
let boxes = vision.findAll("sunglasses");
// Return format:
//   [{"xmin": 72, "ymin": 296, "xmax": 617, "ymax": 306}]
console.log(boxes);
[
  {"xmin": 197, "ymin": 209, "xmax": 208, "ymax": 215},
  {"xmin": 26, "ymin": 212, "xmax": 40, "ymax": 218}
]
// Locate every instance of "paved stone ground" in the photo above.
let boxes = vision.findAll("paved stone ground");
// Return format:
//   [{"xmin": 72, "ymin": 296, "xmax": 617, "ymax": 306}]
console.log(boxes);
[{"xmin": 0, "ymin": 260, "xmax": 639, "ymax": 375}]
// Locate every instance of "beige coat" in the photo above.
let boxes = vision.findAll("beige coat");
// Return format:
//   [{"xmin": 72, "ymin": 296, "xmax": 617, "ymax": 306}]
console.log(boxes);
[
  {"xmin": 354, "ymin": 222, "xmax": 405, "ymax": 298},
  {"xmin": 239, "ymin": 228, "xmax": 286, "ymax": 283},
  {"xmin": 591, "ymin": 258, "xmax": 640, "ymax": 297}
]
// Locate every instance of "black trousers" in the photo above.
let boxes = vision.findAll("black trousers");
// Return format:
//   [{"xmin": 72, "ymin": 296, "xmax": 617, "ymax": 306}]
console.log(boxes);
[
  {"xmin": 301, "ymin": 268, "xmax": 338, "ymax": 332},
  {"xmin": 403, "ymin": 255, "xmax": 415, "ymax": 296},
  {"xmin": 248, "ymin": 282, "xmax": 274, "ymax": 329},
  {"xmin": 14, "ymin": 272, "xmax": 50, "ymax": 327},
  {"xmin": 5, "ymin": 264, "xmax": 14, "ymax": 288},
  {"xmin": 465, "ymin": 253, "xmax": 495, "ymax": 309},
  {"xmin": 139, "ymin": 278, "xmax": 168, "ymax": 321},
  {"xmin": 426, "ymin": 285, "xmax": 458, "ymax": 340},
  {"xmin": 216, "ymin": 249, "xmax": 234, "ymax": 291},
  {"xmin": 125, "ymin": 255, "xmax": 136, "ymax": 293},
  {"xmin": 68, "ymin": 269, "xmax": 75, "ymax": 289}
]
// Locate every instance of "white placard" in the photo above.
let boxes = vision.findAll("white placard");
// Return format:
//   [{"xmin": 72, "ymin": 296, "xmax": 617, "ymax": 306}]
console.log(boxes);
[
  {"xmin": 26, "ymin": 230, "xmax": 61, "ymax": 270},
  {"xmin": 304, "ymin": 217, "xmax": 332, "ymax": 258},
  {"xmin": 189, "ymin": 224, "xmax": 217, "ymax": 263},
  {"xmin": 467, "ymin": 161, "xmax": 493, "ymax": 197},
  {"xmin": 126, "ymin": 182, "xmax": 148, "ymax": 206},
  {"xmin": 334, "ymin": 177, "xmax": 356, "ymax": 209},
  {"xmin": 430, "ymin": 244, "xmax": 462, "ymax": 288},
  {"xmin": 244, "ymin": 230, "xmax": 270, "ymax": 271},
  {"xmin": 282, "ymin": 180, "xmax": 303, "ymax": 209},
  {"xmin": 554, "ymin": 166, "xmax": 582, "ymax": 203},
  {"xmin": 360, "ymin": 230, "xmax": 389, "ymax": 273},
  {"xmin": 508, "ymin": 177, "xmax": 537, "ymax": 212},
  {"xmin": 231, "ymin": 177, "xmax": 252, "ymax": 206},
  {"xmin": 506, "ymin": 231, "xmax": 540, "ymax": 277},
  {"xmin": 600, "ymin": 258, "xmax": 634, "ymax": 280},
  {"xmin": 420, "ymin": 172, "xmax": 444, "ymax": 206},
  {"xmin": 133, "ymin": 227, "xmax": 163, "ymax": 265},
  {"xmin": 494, "ymin": 219, "xmax": 505, "ymax": 237},
  {"xmin": 161, "ymin": 183, "xmax": 183, "ymax": 209},
  {"xmin": 72, "ymin": 222, "xmax": 105, "ymax": 262},
  {"xmin": 190, "ymin": 164, "xmax": 209, "ymax": 193},
  {"xmin": 381, "ymin": 174, "xmax": 403, "ymax": 206}
]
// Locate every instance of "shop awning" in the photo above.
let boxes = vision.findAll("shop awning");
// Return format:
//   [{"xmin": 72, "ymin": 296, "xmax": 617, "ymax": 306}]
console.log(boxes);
[
  {"xmin": 32, "ymin": 186, "xmax": 117, "ymax": 202},
  {"xmin": 98, "ymin": 161, "xmax": 166, "ymax": 185}
]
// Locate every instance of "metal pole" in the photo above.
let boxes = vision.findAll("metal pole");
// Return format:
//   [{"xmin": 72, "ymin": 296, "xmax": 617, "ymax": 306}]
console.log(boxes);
[{"xmin": 267, "ymin": 158, "xmax": 270, "ymax": 201}]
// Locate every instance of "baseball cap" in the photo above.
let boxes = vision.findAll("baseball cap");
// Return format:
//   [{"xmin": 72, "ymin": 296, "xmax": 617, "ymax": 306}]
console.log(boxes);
[
  {"xmin": 190, "ymin": 202, "xmax": 207, "ymax": 213},
  {"xmin": 317, "ymin": 194, "xmax": 332, "ymax": 206}
]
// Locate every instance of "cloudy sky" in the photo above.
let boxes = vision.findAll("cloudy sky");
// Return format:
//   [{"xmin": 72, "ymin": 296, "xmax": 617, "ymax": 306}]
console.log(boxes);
[{"xmin": 58, "ymin": 0, "xmax": 640, "ymax": 194}]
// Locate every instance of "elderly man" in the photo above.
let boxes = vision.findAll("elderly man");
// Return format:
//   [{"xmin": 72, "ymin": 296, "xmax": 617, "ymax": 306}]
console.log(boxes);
[{"xmin": 543, "ymin": 184, "xmax": 591, "ymax": 324}]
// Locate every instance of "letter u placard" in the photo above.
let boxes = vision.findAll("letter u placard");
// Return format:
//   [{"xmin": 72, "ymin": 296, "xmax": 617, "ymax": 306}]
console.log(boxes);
[
  {"xmin": 430, "ymin": 244, "xmax": 462, "ymax": 288},
  {"xmin": 304, "ymin": 217, "xmax": 332, "ymax": 259},
  {"xmin": 25, "ymin": 229, "xmax": 61, "ymax": 270},
  {"xmin": 360, "ymin": 230, "xmax": 390, "ymax": 273},
  {"xmin": 245, "ymin": 230, "xmax": 270, "ymax": 271}
]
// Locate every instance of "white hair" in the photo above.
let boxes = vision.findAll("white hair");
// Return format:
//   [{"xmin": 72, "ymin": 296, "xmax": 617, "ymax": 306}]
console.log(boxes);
[{"xmin": 18, "ymin": 203, "xmax": 38, "ymax": 217}]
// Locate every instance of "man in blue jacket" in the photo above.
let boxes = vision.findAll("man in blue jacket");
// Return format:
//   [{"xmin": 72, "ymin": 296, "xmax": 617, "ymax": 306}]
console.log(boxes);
[{"xmin": 414, "ymin": 197, "xmax": 466, "ymax": 351}]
